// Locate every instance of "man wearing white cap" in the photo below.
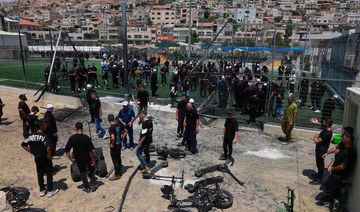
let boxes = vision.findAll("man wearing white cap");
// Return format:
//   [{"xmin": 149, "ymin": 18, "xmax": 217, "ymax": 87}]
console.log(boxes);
[
  {"xmin": 321, "ymin": 94, "xmax": 338, "ymax": 124},
  {"xmin": 117, "ymin": 101, "xmax": 136, "ymax": 149},
  {"xmin": 44, "ymin": 104, "xmax": 58, "ymax": 156}
]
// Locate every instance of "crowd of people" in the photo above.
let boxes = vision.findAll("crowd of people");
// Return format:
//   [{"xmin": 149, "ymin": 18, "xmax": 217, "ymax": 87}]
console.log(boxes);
[
  {"xmin": 42, "ymin": 52, "xmax": 339, "ymax": 130},
  {"xmin": 0, "ymin": 53, "xmax": 353, "ymax": 210}
]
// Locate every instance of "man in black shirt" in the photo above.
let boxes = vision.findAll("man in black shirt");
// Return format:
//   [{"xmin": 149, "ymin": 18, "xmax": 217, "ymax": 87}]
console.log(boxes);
[
  {"xmin": 322, "ymin": 126, "xmax": 354, "ymax": 159},
  {"xmin": 219, "ymin": 111, "xmax": 238, "ymax": 165},
  {"xmin": 137, "ymin": 85, "xmax": 149, "ymax": 114},
  {"xmin": 176, "ymin": 95, "xmax": 187, "ymax": 140},
  {"xmin": 18, "ymin": 94, "xmax": 30, "ymax": 138},
  {"xmin": 248, "ymin": 92, "xmax": 260, "ymax": 125},
  {"xmin": 21, "ymin": 119, "xmax": 59, "ymax": 198},
  {"xmin": 184, "ymin": 103, "xmax": 200, "ymax": 154},
  {"xmin": 26, "ymin": 106, "xmax": 39, "ymax": 134},
  {"xmin": 311, "ymin": 118, "xmax": 333, "ymax": 184},
  {"xmin": 317, "ymin": 133, "xmax": 357, "ymax": 207},
  {"xmin": 274, "ymin": 82, "xmax": 285, "ymax": 118},
  {"xmin": 86, "ymin": 84, "xmax": 96, "ymax": 123},
  {"xmin": 299, "ymin": 73, "xmax": 309, "ymax": 108},
  {"xmin": 44, "ymin": 104, "xmax": 58, "ymax": 156},
  {"xmin": 150, "ymin": 69, "xmax": 158, "ymax": 97},
  {"xmin": 321, "ymin": 94, "xmax": 338, "ymax": 123},
  {"xmin": 108, "ymin": 114, "xmax": 128, "ymax": 181},
  {"xmin": 90, "ymin": 92, "xmax": 107, "ymax": 139},
  {"xmin": 136, "ymin": 112, "xmax": 153, "ymax": 173},
  {"xmin": 65, "ymin": 122, "xmax": 96, "ymax": 193}
]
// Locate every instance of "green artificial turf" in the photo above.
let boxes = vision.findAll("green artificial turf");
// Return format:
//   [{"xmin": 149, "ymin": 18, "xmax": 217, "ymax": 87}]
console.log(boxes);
[{"xmin": 0, "ymin": 59, "xmax": 344, "ymax": 127}]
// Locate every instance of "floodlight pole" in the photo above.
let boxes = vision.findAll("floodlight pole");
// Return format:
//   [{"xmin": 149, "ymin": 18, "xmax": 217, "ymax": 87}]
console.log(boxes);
[
  {"xmin": 18, "ymin": 26, "xmax": 27, "ymax": 89},
  {"xmin": 121, "ymin": 0, "xmax": 130, "ymax": 101},
  {"xmin": 47, "ymin": 31, "xmax": 61, "ymax": 85},
  {"xmin": 188, "ymin": 0, "xmax": 192, "ymax": 60}
]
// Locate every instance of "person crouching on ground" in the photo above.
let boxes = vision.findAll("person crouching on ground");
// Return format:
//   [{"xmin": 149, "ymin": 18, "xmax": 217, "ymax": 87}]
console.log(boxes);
[
  {"xmin": 21, "ymin": 119, "xmax": 59, "ymax": 198},
  {"xmin": 136, "ymin": 112, "xmax": 153, "ymax": 173},
  {"xmin": 219, "ymin": 111, "xmax": 238, "ymax": 165},
  {"xmin": 65, "ymin": 122, "xmax": 96, "ymax": 193},
  {"xmin": 281, "ymin": 97, "xmax": 297, "ymax": 145},
  {"xmin": 108, "ymin": 114, "xmax": 128, "ymax": 181}
]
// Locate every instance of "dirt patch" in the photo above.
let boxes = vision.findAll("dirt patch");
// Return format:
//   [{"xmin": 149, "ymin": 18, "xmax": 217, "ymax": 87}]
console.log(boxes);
[{"xmin": 0, "ymin": 91, "xmax": 331, "ymax": 211}]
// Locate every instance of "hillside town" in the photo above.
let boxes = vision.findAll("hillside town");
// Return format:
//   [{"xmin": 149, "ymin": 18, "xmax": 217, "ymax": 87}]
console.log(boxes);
[{"xmin": 1, "ymin": 0, "xmax": 360, "ymax": 47}]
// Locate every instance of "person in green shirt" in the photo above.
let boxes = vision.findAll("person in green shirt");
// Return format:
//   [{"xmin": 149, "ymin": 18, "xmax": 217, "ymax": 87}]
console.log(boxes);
[{"xmin": 281, "ymin": 97, "xmax": 298, "ymax": 145}]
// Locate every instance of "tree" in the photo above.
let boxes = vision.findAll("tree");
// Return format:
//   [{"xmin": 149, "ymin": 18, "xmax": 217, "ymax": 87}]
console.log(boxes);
[
  {"xmin": 267, "ymin": 32, "xmax": 289, "ymax": 47},
  {"xmin": 93, "ymin": 29, "xmax": 99, "ymax": 38},
  {"xmin": 233, "ymin": 38, "xmax": 256, "ymax": 47},
  {"xmin": 284, "ymin": 18, "xmax": 293, "ymax": 46},
  {"xmin": 185, "ymin": 32, "xmax": 199, "ymax": 44},
  {"xmin": 274, "ymin": 16, "xmax": 283, "ymax": 23},
  {"xmin": 204, "ymin": 9, "xmax": 210, "ymax": 19}
]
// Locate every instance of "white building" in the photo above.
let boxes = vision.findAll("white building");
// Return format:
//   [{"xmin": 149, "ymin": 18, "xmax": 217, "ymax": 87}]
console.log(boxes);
[{"xmin": 234, "ymin": 8, "xmax": 256, "ymax": 24}]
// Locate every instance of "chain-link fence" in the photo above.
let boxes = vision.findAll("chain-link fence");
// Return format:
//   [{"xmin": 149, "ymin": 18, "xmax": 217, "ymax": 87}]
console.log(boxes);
[{"xmin": 1, "ymin": 22, "xmax": 359, "ymax": 131}]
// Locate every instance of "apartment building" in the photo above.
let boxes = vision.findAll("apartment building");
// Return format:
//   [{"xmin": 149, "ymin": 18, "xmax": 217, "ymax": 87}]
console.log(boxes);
[{"xmin": 149, "ymin": 5, "xmax": 177, "ymax": 26}]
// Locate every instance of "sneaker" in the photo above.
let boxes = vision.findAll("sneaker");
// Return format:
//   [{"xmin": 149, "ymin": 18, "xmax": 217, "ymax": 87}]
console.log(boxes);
[
  {"xmin": 103, "ymin": 135, "xmax": 109, "ymax": 139},
  {"xmin": 282, "ymin": 141, "xmax": 289, "ymax": 145},
  {"xmin": 140, "ymin": 166, "xmax": 150, "ymax": 173},
  {"xmin": 315, "ymin": 110, "xmax": 321, "ymax": 113},
  {"xmin": 130, "ymin": 147, "xmax": 134, "ymax": 150},
  {"xmin": 109, "ymin": 174, "xmax": 121, "ymax": 181},
  {"xmin": 82, "ymin": 187, "xmax": 91, "ymax": 193},
  {"xmin": 311, "ymin": 173, "xmax": 320, "ymax": 179},
  {"xmin": 46, "ymin": 189, "xmax": 59, "ymax": 198},
  {"xmin": 177, "ymin": 142, "xmax": 185, "ymax": 147},
  {"xmin": 40, "ymin": 190, "xmax": 47, "ymax": 197},
  {"xmin": 218, "ymin": 155, "xmax": 227, "ymax": 160},
  {"xmin": 309, "ymin": 179, "xmax": 321, "ymax": 185},
  {"xmin": 316, "ymin": 201, "xmax": 331, "ymax": 208},
  {"xmin": 121, "ymin": 146, "xmax": 126, "ymax": 151}
]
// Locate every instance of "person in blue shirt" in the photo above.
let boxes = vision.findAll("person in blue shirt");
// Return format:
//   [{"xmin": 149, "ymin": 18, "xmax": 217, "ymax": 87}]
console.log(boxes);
[{"xmin": 117, "ymin": 101, "xmax": 136, "ymax": 150}]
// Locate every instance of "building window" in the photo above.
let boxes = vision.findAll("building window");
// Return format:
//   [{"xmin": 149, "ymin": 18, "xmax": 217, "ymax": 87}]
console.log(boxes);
[
  {"xmin": 144, "ymin": 35, "xmax": 149, "ymax": 38},
  {"xmin": 134, "ymin": 35, "xmax": 142, "ymax": 38}
]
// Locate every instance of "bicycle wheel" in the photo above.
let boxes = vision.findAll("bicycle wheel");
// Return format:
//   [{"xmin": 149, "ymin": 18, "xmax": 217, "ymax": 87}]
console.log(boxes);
[{"xmin": 213, "ymin": 189, "xmax": 233, "ymax": 209}]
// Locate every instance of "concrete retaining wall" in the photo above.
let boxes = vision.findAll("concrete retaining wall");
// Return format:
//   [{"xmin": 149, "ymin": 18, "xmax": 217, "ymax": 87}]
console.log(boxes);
[
  {"xmin": 0, "ymin": 86, "xmax": 83, "ymax": 109},
  {"xmin": 0, "ymin": 85, "xmax": 320, "ymax": 140}
]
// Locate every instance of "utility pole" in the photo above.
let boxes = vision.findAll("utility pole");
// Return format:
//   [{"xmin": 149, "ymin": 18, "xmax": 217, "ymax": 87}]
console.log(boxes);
[
  {"xmin": 188, "ymin": 0, "xmax": 192, "ymax": 60},
  {"xmin": 121, "ymin": 1, "xmax": 130, "ymax": 101}
]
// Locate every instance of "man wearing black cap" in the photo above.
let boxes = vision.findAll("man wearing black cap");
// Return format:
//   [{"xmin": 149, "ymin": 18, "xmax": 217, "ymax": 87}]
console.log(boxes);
[
  {"xmin": 21, "ymin": 119, "xmax": 59, "ymax": 198},
  {"xmin": 65, "ymin": 122, "xmax": 96, "ymax": 193},
  {"xmin": 18, "ymin": 94, "xmax": 30, "ymax": 138}
]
